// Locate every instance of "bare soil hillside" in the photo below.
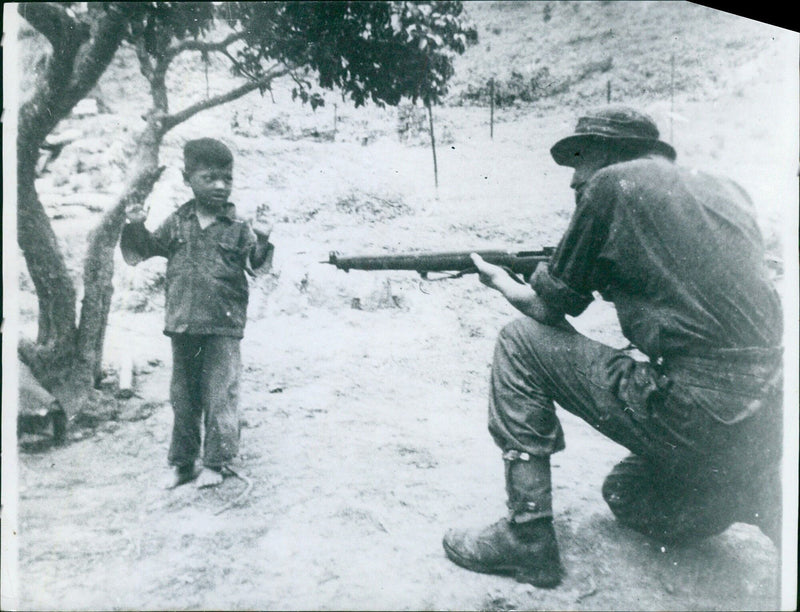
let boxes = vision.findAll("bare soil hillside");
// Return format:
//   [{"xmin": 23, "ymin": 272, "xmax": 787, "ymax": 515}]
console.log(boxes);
[{"xmin": 8, "ymin": 2, "xmax": 797, "ymax": 610}]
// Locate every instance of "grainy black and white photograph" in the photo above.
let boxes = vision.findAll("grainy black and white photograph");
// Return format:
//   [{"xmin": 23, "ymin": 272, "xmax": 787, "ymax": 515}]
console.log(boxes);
[{"xmin": 2, "ymin": 1, "xmax": 798, "ymax": 610}]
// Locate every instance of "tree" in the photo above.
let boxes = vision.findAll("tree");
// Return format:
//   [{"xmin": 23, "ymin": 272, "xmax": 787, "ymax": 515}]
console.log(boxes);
[{"xmin": 16, "ymin": 1, "xmax": 477, "ymax": 415}]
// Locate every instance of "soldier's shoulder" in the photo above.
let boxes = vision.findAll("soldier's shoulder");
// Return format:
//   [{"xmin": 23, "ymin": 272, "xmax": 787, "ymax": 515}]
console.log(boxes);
[
  {"xmin": 584, "ymin": 157, "xmax": 677, "ymax": 202},
  {"xmin": 596, "ymin": 156, "xmax": 679, "ymax": 189},
  {"xmin": 613, "ymin": 155, "xmax": 675, "ymax": 176}
]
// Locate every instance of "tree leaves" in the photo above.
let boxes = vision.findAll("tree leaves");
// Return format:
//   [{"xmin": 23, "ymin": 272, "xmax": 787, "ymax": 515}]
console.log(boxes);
[
  {"xmin": 50, "ymin": 1, "xmax": 477, "ymax": 111},
  {"xmin": 227, "ymin": 1, "xmax": 478, "ymax": 108}
]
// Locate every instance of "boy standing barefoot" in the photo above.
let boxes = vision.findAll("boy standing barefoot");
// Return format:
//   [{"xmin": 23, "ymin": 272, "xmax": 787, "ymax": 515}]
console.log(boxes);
[{"xmin": 120, "ymin": 138, "xmax": 273, "ymax": 489}]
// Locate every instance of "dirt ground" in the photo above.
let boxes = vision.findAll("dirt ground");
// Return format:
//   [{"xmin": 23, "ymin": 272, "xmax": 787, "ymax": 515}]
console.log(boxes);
[{"xmin": 6, "ymin": 3, "xmax": 798, "ymax": 610}]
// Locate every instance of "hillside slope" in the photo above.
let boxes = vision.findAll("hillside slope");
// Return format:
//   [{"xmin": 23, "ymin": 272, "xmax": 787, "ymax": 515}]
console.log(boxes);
[{"xmin": 450, "ymin": 1, "xmax": 785, "ymax": 109}]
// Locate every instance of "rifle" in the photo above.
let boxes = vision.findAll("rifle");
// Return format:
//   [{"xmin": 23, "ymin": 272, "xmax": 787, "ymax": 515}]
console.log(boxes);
[{"xmin": 325, "ymin": 247, "xmax": 554, "ymax": 283}]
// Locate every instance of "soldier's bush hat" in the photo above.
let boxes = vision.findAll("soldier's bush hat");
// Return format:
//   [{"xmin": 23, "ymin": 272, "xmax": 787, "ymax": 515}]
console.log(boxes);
[{"xmin": 550, "ymin": 105, "xmax": 676, "ymax": 167}]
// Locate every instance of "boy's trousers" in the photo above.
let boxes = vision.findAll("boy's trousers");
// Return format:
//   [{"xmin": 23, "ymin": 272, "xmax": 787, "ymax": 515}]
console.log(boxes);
[
  {"xmin": 487, "ymin": 317, "xmax": 782, "ymax": 544},
  {"xmin": 167, "ymin": 334, "xmax": 241, "ymax": 469}
]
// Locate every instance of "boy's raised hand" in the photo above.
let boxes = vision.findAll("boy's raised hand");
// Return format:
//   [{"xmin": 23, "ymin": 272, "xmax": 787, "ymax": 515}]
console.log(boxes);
[
  {"xmin": 249, "ymin": 219, "xmax": 273, "ymax": 241},
  {"xmin": 245, "ymin": 218, "xmax": 275, "ymax": 275},
  {"xmin": 123, "ymin": 165, "xmax": 164, "ymax": 224}
]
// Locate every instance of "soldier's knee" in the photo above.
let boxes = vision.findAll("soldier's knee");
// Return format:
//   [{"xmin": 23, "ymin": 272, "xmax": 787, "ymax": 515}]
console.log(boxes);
[
  {"xmin": 601, "ymin": 468, "xmax": 671, "ymax": 540},
  {"xmin": 497, "ymin": 318, "xmax": 524, "ymax": 343},
  {"xmin": 601, "ymin": 455, "xmax": 653, "ymax": 515},
  {"xmin": 500, "ymin": 317, "xmax": 542, "ymax": 338},
  {"xmin": 601, "ymin": 471, "xmax": 619, "ymax": 504},
  {"xmin": 601, "ymin": 470, "xmax": 629, "ymax": 515},
  {"xmin": 495, "ymin": 318, "xmax": 546, "ymax": 357},
  {"xmin": 602, "ymin": 456, "xmax": 734, "ymax": 543}
]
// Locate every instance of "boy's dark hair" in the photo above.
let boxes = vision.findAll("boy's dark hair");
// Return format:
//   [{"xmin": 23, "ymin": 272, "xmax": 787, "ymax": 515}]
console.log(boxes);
[{"xmin": 183, "ymin": 138, "xmax": 233, "ymax": 174}]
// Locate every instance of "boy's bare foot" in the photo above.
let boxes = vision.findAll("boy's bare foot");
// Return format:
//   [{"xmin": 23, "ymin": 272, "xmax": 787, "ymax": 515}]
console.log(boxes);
[
  {"xmin": 164, "ymin": 464, "xmax": 197, "ymax": 489},
  {"xmin": 196, "ymin": 466, "xmax": 224, "ymax": 489}
]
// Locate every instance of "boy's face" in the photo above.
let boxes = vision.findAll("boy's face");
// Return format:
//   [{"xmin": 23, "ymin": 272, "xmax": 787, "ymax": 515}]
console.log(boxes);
[{"xmin": 184, "ymin": 163, "xmax": 233, "ymax": 210}]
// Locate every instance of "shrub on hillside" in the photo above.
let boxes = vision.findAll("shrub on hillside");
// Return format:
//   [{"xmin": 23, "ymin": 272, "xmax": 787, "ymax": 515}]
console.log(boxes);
[
  {"xmin": 397, "ymin": 104, "xmax": 428, "ymax": 141},
  {"xmin": 458, "ymin": 68, "xmax": 568, "ymax": 106},
  {"xmin": 396, "ymin": 103, "xmax": 455, "ymax": 146},
  {"xmin": 455, "ymin": 56, "xmax": 612, "ymax": 107}
]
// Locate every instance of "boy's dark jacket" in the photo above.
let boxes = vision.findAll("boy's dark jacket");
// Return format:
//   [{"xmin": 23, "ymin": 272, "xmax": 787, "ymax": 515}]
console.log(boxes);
[{"xmin": 120, "ymin": 200, "xmax": 272, "ymax": 338}]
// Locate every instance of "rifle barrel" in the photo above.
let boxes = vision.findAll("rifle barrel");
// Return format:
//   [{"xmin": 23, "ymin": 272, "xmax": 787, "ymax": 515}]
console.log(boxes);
[{"xmin": 326, "ymin": 249, "xmax": 552, "ymax": 275}]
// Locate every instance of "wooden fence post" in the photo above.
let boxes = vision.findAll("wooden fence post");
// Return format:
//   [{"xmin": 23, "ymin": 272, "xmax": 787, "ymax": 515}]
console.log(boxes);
[
  {"xmin": 489, "ymin": 77, "xmax": 495, "ymax": 139},
  {"xmin": 427, "ymin": 102, "xmax": 439, "ymax": 190},
  {"xmin": 670, "ymin": 53, "xmax": 675, "ymax": 142}
]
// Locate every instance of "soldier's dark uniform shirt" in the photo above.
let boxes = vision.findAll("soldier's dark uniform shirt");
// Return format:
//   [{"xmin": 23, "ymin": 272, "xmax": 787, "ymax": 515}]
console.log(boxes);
[
  {"xmin": 531, "ymin": 155, "xmax": 783, "ymax": 359},
  {"xmin": 121, "ymin": 200, "xmax": 258, "ymax": 338}
]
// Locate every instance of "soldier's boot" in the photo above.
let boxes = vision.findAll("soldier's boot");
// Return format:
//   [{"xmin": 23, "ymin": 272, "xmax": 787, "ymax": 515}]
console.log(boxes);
[{"xmin": 442, "ymin": 451, "xmax": 563, "ymax": 588}]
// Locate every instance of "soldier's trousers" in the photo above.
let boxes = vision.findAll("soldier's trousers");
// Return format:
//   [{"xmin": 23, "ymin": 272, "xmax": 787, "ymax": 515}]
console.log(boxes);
[
  {"xmin": 168, "ymin": 334, "xmax": 241, "ymax": 469},
  {"xmin": 487, "ymin": 317, "xmax": 783, "ymax": 545}
]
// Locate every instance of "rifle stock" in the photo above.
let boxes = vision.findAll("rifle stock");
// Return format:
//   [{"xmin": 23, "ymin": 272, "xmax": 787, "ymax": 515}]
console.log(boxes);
[{"xmin": 325, "ymin": 248, "xmax": 554, "ymax": 282}]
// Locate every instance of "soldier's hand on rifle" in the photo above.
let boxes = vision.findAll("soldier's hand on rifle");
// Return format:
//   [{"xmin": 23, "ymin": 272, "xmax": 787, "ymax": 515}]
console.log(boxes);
[
  {"xmin": 125, "ymin": 202, "xmax": 148, "ymax": 224},
  {"xmin": 471, "ymin": 252, "xmax": 567, "ymax": 328},
  {"xmin": 471, "ymin": 253, "xmax": 512, "ymax": 292}
]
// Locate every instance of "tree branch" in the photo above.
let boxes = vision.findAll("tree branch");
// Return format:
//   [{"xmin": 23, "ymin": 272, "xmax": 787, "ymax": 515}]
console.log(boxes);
[
  {"xmin": 161, "ymin": 67, "xmax": 291, "ymax": 132},
  {"xmin": 154, "ymin": 31, "xmax": 249, "ymax": 91},
  {"xmin": 287, "ymin": 66, "xmax": 314, "ymax": 92},
  {"xmin": 135, "ymin": 38, "xmax": 156, "ymax": 81},
  {"xmin": 17, "ymin": 3, "xmax": 101, "ymax": 150},
  {"xmin": 17, "ymin": 2, "xmax": 87, "ymax": 49},
  {"xmin": 64, "ymin": 9, "xmax": 129, "ymax": 110},
  {"xmin": 221, "ymin": 48, "xmax": 261, "ymax": 82},
  {"xmin": 165, "ymin": 31, "xmax": 246, "ymax": 62}
]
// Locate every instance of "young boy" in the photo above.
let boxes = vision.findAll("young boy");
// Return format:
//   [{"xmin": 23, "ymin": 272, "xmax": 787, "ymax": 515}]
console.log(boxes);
[{"xmin": 120, "ymin": 138, "xmax": 273, "ymax": 489}]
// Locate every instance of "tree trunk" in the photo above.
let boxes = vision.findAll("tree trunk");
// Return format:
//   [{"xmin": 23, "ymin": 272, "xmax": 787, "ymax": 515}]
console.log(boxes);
[
  {"xmin": 16, "ymin": 3, "xmax": 128, "ymax": 403},
  {"xmin": 73, "ymin": 122, "xmax": 166, "ymax": 391},
  {"xmin": 16, "ymin": 114, "xmax": 78, "ymax": 387}
]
